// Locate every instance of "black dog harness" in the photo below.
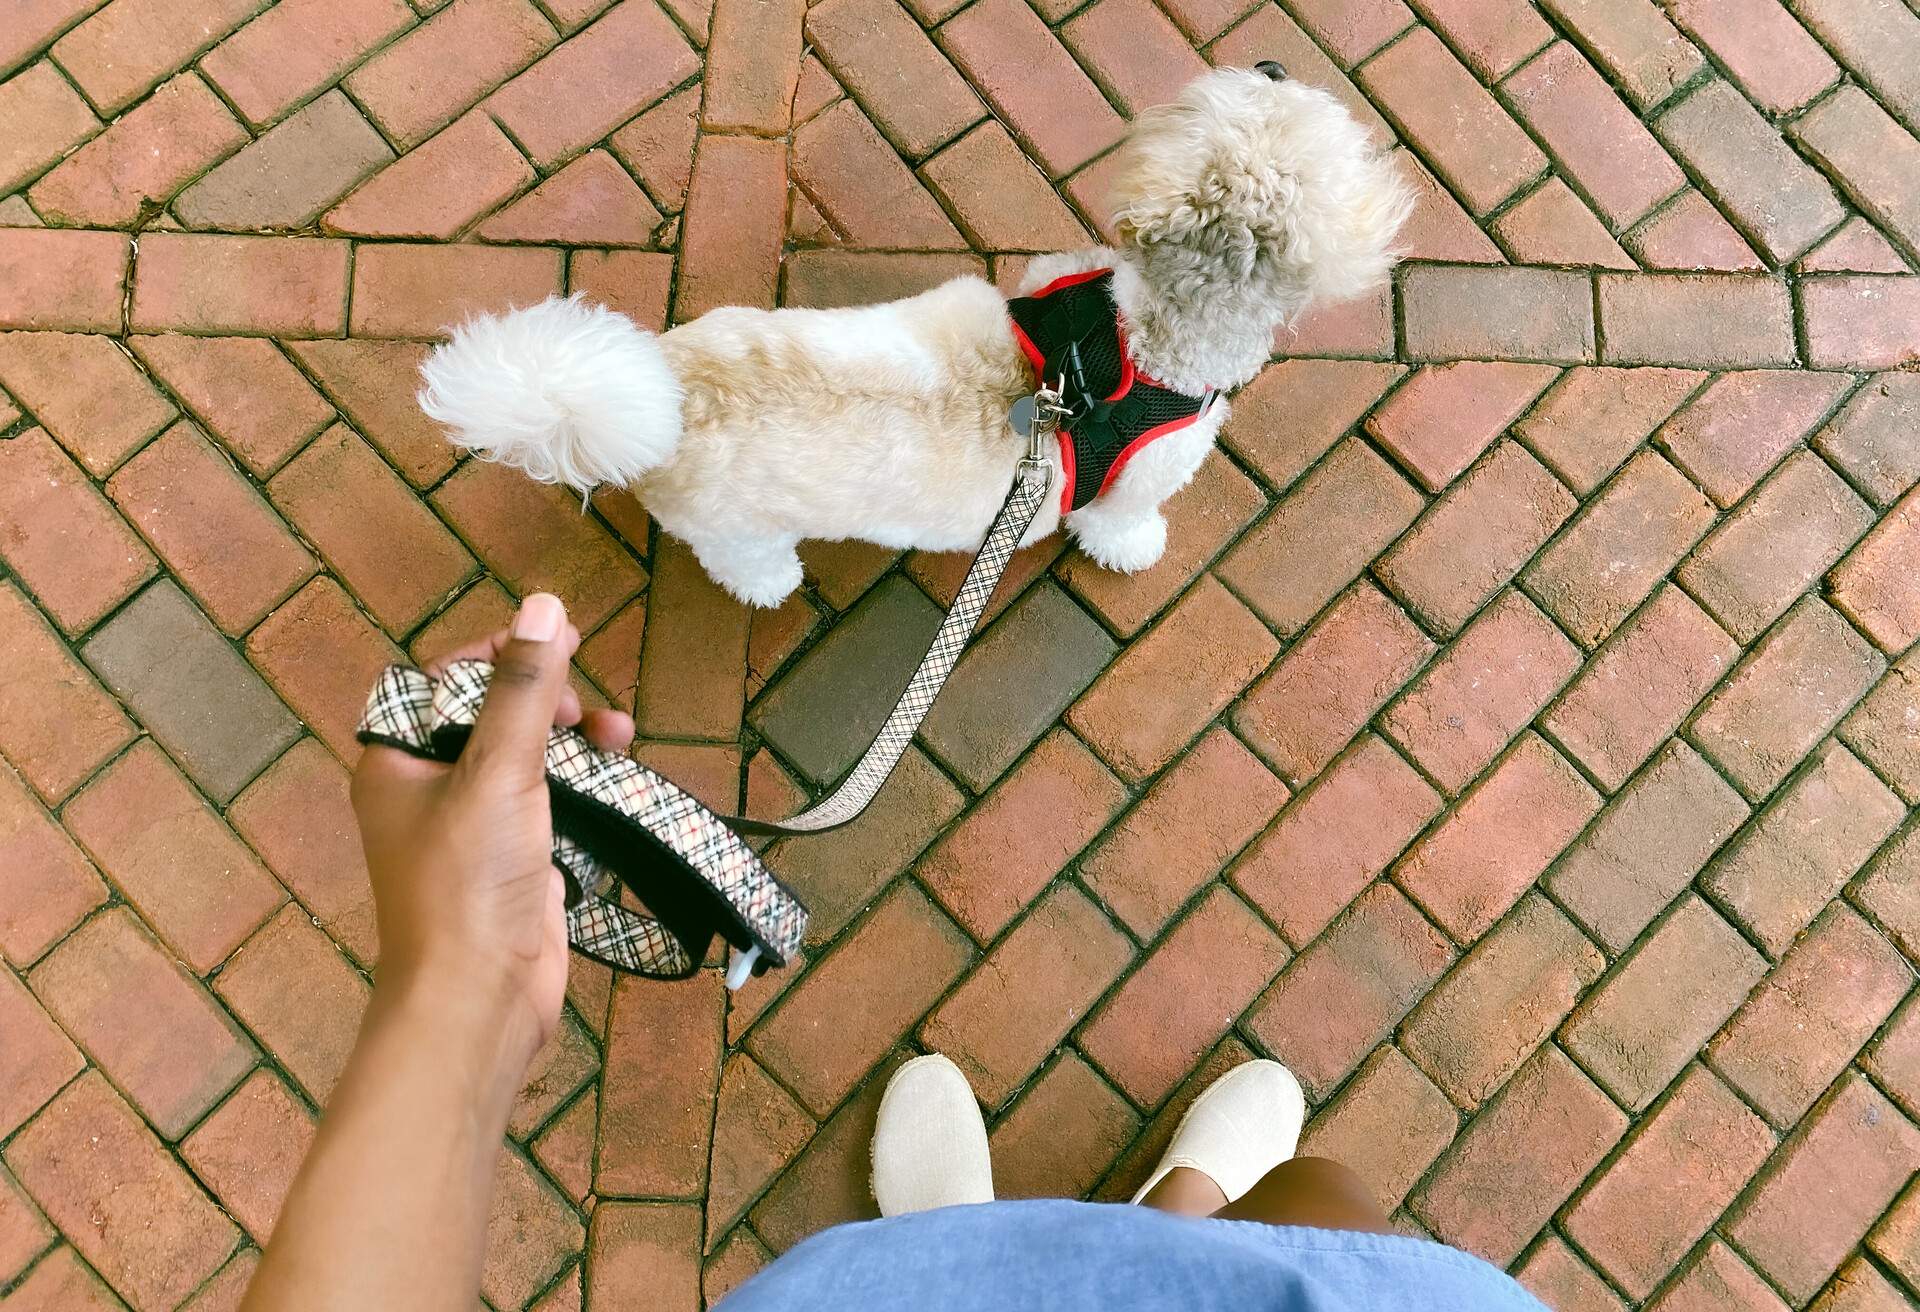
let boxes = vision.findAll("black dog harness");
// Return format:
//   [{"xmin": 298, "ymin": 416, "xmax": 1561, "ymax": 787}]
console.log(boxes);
[{"xmin": 1007, "ymin": 269, "xmax": 1213, "ymax": 512}]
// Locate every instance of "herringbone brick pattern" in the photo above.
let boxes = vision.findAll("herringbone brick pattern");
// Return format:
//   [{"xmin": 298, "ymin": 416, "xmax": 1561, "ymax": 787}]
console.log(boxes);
[{"xmin": 2, "ymin": 0, "xmax": 1919, "ymax": 1305}]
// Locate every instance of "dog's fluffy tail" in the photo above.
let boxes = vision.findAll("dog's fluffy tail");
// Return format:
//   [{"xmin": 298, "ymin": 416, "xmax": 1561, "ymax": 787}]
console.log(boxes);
[{"xmin": 417, "ymin": 294, "xmax": 683, "ymax": 494}]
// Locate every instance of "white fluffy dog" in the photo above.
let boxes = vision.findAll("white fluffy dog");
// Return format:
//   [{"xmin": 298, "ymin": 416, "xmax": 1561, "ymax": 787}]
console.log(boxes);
[{"xmin": 419, "ymin": 66, "xmax": 1411, "ymax": 607}]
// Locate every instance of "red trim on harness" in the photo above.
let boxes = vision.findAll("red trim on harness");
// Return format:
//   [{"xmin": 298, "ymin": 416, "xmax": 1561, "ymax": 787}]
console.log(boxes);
[
  {"xmin": 1095, "ymin": 400, "xmax": 1210, "ymax": 503},
  {"xmin": 1026, "ymin": 267, "xmax": 1112, "ymax": 300}
]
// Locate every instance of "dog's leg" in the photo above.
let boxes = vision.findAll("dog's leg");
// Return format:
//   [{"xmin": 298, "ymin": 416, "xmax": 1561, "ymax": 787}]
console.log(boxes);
[
  {"xmin": 1063, "ymin": 403, "xmax": 1223, "ymax": 574},
  {"xmin": 684, "ymin": 528, "xmax": 805, "ymax": 608}
]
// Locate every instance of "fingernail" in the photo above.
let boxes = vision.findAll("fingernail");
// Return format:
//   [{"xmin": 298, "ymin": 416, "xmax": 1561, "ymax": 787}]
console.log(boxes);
[{"xmin": 513, "ymin": 593, "xmax": 564, "ymax": 642}]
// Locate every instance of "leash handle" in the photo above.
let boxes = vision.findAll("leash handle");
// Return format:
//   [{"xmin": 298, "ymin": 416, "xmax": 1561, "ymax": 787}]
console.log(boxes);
[{"xmin": 726, "ymin": 452, "xmax": 1055, "ymax": 836}]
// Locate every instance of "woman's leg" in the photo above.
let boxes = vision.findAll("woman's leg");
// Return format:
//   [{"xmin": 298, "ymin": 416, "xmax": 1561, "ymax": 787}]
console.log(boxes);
[{"xmin": 1208, "ymin": 1157, "xmax": 1394, "ymax": 1232}]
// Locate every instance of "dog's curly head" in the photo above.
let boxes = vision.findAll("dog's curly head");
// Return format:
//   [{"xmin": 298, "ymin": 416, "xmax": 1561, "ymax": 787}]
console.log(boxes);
[{"xmin": 1108, "ymin": 67, "xmax": 1413, "ymax": 323}]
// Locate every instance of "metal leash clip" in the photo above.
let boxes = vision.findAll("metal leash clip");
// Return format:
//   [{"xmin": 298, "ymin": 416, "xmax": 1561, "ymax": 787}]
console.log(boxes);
[{"xmin": 1010, "ymin": 375, "xmax": 1071, "ymax": 467}]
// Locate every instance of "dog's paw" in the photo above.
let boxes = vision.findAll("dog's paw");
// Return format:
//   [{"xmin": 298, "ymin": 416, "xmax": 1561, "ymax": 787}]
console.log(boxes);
[
  {"xmin": 716, "ymin": 557, "xmax": 804, "ymax": 608},
  {"xmin": 1074, "ymin": 514, "xmax": 1167, "ymax": 574}
]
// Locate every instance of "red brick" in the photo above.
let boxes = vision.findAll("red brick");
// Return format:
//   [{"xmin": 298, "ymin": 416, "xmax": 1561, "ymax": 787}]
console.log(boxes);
[
  {"xmin": 0, "ymin": 1161, "xmax": 51, "ymax": 1285},
  {"xmin": 751, "ymin": 884, "xmax": 973, "ymax": 1116},
  {"xmin": 607, "ymin": 85, "xmax": 699, "ymax": 214},
  {"xmin": 432, "ymin": 458, "xmax": 644, "ymax": 629},
  {"xmin": 170, "ymin": 88, "xmax": 395, "ymax": 233},
  {"xmin": 1727, "ymin": 1073, "xmax": 1920, "ymax": 1304},
  {"xmin": 1656, "ymin": 78, "xmax": 1846, "ymax": 264},
  {"xmin": 1844, "ymin": 653, "xmax": 1920, "ymax": 802},
  {"xmin": 631, "ymin": 741, "xmax": 739, "ymax": 813},
  {"xmin": 2, "ymin": 1072, "xmax": 237, "ymax": 1308},
  {"xmin": 178, "ymin": 1069, "xmax": 315, "ymax": 1242},
  {"xmin": 1657, "ymin": 370, "xmax": 1855, "ymax": 509},
  {"xmin": 1565, "ymin": 725, "xmax": 1744, "ymax": 923},
  {"xmin": 1626, "ymin": 188, "xmax": 1767, "ymax": 272},
  {"xmin": 245, "ymin": 577, "xmax": 404, "ymax": 761},
  {"xmin": 30, "ymin": 906, "xmax": 254, "ymax": 1139},
  {"xmin": 0, "ymin": 968, "xmax": 83, "ymax": 1140},
  {"xmin": 1515, "ymin": 1235, "xmax": 1629, "ymax": 1312},
  {"xmin": 1525, "ymin": 452, "xmax": 1716, "ymax": 647},
  {"xmin": 1246, "ymin": 881, "xmax": 1451, "ymax": 1100},
  {"xmin": 1283, "ymin": 0, "xmax": 1411, "ymax": 64},
  {"xmin": 1231, "ymin": 734, "xmax": 1442, "ymax": 947},
  {"xmin": 917, "ymin": 730, "xmax": 1124, "ymax": 943},
  {"xmin": 1867, "ymin": 991, "xmax": 1920, "ymax": 1120},
  {"xmin": 1490, "ymin": 178, "xmax": 1634, "ymax": 269},
  {"xmin": 1564, "ymin": 1065, "xmax": 1775, "ymax": 1299},
  {"xmin": 3, "ymin": 0, "xmax": 104, "ymax": 71},
  {"xmin": 1296, "ymin": 1045, "xmax": 1455, "ymax": 1211},
  {"xmin": 350, "ymin": 242, "xmax": 562, "ymax": 337},
  {"xmin": 1068, "ymin": 574, "xmax": 1278, "ymax": 782},
  {"xmin": 63, "ymin": 740, "xmax": 285, "ymax": 972},
  {"xmin": 48, "ymin": 0, "xmax": 256, "ymax": 113},
  {"xmin": 1796, "ymin": 0, "xmax": 1920, "ymax": 124},
  {"xmin": 1666, "ymin": 0, "xmax": 1837, "ymax": 114},
  {"xmin": 1378, "ymin": 442, "xmax": 1578, "ymax": 635},
  {"xmin": 229, "ymin": 739, "xmax": 377, "ymax": 965},
  {"xmin": 1401, "ymin": 264, "xmax": 1595, "ymax": 364},
  {"xmin": 324, "ymin": 111, "xmax": 535, "ymax": 240},
  {"xmin": 585, "ymin": 1203, "xmax": 699, "ymax": 1312},
  {"xmin": 1408, "ymin": 0, "xmax": 1550, "ymax": 80},
  {"xmin": 920, "ymin": 122, "xmax": 1088, "ymax": 253},
  {"xmin": 1795, "ymin": 89, "xmax": 1920, "ymax": 262},
  {"xmin": 1366, "ymin": 361, "xmax": 1558, "ymax": 494},
  {"xmin": 576, "ymin": 593, "xmax": 647, "ymax": 705},
  {"xmin": 704, "ymin": 1053, "xmax": 812, "ymax": 1244},
  {"xmin": 703, "ymin": 1228, "xmax": 769, "ymax": 1305},
  {"xmin": 1545, "ymin": 584, "xmax": 1738, "ymax": 791},
  {"xmin": 622, "ymin": 534, "xmax": 743, "ymax": 740},
  {"xmin": 129, "ymin": 335, "xmax": 332, "ymax": 477},
  {"xmin": 921, "ymin": 883, "xmax": 1132, "ymax": 1109},
  {"xmin": 108, "ymin": 421, "xmax": 315, "ymax": 634},
  {"xmin": 782, "ymin": 250, "xmax": 987, "ymax": 309},
  {"xmin": 29, "ymin": 72, "xmax": 245, "ymax": 227},
  {"xmin": 343, "ymin": 0, "xmax": 557, "ymax": 147},
  {"xmin": 1410, "ymin": 1044, "xmax": 1627, "ymax": 1267},
  {"xmin": 1357, "ymin": 27, "xmax": 1544, "ymax": 215},
  {"xmin": 749, "ymin": 1050, "xmax": 905, "ymax": 1251},
  {"xmin": 0, "ymin": 330, "xmax": 175, "ymax": 476},
  {"xmin": 183, "ymin": 1247, "xmax": 259, "ymax": 1312},
  {"xmin": 595, "ymin": 971, "xmax": 723, "ymax": 1196},
  {"xmin": 478, "ymin": 149, "xmax": 663, "ymax": 246},
  {"xmin": 938, "ymin": 0, "xmax": 1125, "ymax": 177},
  {"xmin": 1649, "ymin": 1241, "xmax": 1790, "ymax": 1312},
  {"xmin": 1401, "ymin": 893, "xmax": 1604, "ymax": 1108},
  {"xmin": 0, "ymin": 426, "xmax": 155, "ymax": 633},
  {"xmin": 269, "ymin": 425, "xmax": 474, "ymax": 635},
  {"xmin": 1061, "ymin": 0, "xmax": 1209, "ymax": 115},
  {"xmin": 1820, "ymin": 1257, "xmax": 1914, "ymax": 1312},
  {"xmin": 0, "ymin": 583, "xmax": 133, "ymax": 804},
  {"xmin": 570, "ymin": 249, "xmax": 674, "ymax": 330},
  {"xmin": 806, "ymin": 0, "xmax": 983, "ymax": 159},
  {"xmin": 1513, "ymin": 365, "xmax": 1705, "ymax": 496},
  {"xmin": 1562, "ymin": 894, "xmax": 1767, "ymax": 1110},
  {"xmin": 1800, "ymin": 217, "xmax": 1909, "ymax": 276},
  {"xmin": 702, "ymin": 0, "xmax": 803, "ymax": 135},
  {"xmin": 285, "ymin": 339, "xmax": 454, "ymax": 488},
  {"xmin": 1537, "ymin": 0, "xmax": 1703, "ymax": 109},
  {"xmin": 1597, "ymin": 273, "xmax": 1796, "ymax": 368},
  {"xmin": 1218, "ymin": 439, "xmax": 1424, "ymax": 634},
  {"xmin": 1384, "ymin": 591, "xmax": 1579, "ymax": 793},
  {"xmin": 1083, "ymin": 885, "xmax": 1288, "ymax": 1107},
  {"xmin": 530, "ymin": 1085, "xmax": 595, "ymax": 1203},
  {"xmin": 1713, "ymin": 905, "xmax": 1911, "ymax": 1126},
  {"xmin": 1802, "ymin": 276, "xmax": 1920, "ymax": 371},
  {"xmin": 1706, "ymin": 740, "xmax": 1903, "ymax": 958},
  {"xmin": 479, "ymin": 1147, "xmax": 582, "ymax": 1309},
  {"xmin": 1207, "ymin": 4, "xmax": 1393, "ymax": 140},
  {"xmin": 1396, "ymin": 148, "xmax": 1505, "ymax": 263},
  {"xmin": 132, "ymin": 233, "xmax": 349, "ymax": 336},
  {"xmin": 792, "ymin": 100, "xmax": 964, "ymax": 249},
  {"xmin": 1236, "ymin": 582, "xmax": 1432, "ymax": 786},
  {"xmin": 486, "ymin": 0, "xmax": 696, "ymax": 168},
  {"xmin": 1396, "ymin": 733, "xmax": 1599, "ymax": 940},
  {"xmin": 1083, "ymin": 728, "xmax": 1288, "ymax": 937},
  {"xmin": 0, "ymin": 762, "xmax": 106, "ymax": 966},
  {"xmin": 1834, "ymin": 489, "xmax": 1920, "ymax": 654},
  {"xmin": 213, "ymin": 904, "xmax": 369, "ymax": 1102},
  {"xmin": 1273, "ymin": 281, "xmax": 1397, "ymax": 356},
  {"xmin": 989, "ymin": 1051, "xmax": 1141, "ymax": 1199},
  {"xmin": 0, "ymin": 228, "xmax": 128, "ymax": 332},
  {"xmin": 1857, "ymin": 820, "xmax": 1920, "ymax": 964},
  {"xmin": 1501, "ymin": 42, "xmax": 1683, "ymax": 230},
  {"xmin": 0, "ymin": 62, "xmax": 99, "ymax": 195},
  {"xmin": 1691, "ymin": 596, "xmax": 1885, "ymax": 800},
  {"xmin": 1220, "ymin": 359, "xmax": 1402, "ymax": 492},
  {"xmin": 676, "ymin": 133, "xmax": 785, "ymax": 319},
  {"xmin": 199, "ymin": 0, "xmax": 415, "ymax": 127}
]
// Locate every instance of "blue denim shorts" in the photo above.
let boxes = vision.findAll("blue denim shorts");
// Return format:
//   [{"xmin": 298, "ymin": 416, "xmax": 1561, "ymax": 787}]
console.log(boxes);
[{"xmin": 716, "ymin": 1199, "xmax": 1548, "ymax": 1311}]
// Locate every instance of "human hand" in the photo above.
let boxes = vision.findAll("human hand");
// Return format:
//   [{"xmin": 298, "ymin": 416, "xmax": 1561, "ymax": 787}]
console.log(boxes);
[{"xmin": 349, "ymin": 593, "xmax": 635, "ymax": 1069}]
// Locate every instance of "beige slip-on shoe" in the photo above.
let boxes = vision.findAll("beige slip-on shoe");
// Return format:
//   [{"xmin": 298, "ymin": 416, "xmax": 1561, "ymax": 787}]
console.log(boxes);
[
  {"xmin": 871, "ymin": 1054, "xmax": 995, "ymax": 1217},
  {"xmin": 1130, "ymin": 1059, "xmax": 1306, "ymax": 1205}
]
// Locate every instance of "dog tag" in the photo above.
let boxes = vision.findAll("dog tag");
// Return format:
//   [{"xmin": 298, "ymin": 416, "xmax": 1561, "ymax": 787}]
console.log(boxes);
[{"xmin": 1008, "ymin": 394, "xmax": 1040, "ymax": 438}]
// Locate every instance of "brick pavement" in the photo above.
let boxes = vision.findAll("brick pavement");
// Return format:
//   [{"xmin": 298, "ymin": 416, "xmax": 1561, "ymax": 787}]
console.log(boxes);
[{"xmin": 3, "ymin": 0, "xmax": 1920, "ymax": 1306}]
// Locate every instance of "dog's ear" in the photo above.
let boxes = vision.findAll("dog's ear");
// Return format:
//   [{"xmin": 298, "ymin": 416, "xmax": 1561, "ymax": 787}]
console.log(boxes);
[{"xmin": 1114, "ymin": 163, "xmax": 1263, "ymax": 281}]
